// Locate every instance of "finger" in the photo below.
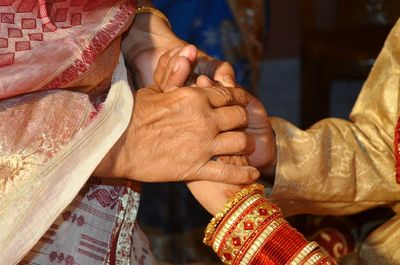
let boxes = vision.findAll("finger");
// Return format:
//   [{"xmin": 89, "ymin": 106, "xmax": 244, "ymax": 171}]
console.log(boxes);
[
  {"xmin": 202, "ymin": 85, "xmax": 250, "ymax": 108},
  {"xmin": 196, "ymin": 53, "xmax": 236, "ymax": 87},
  {"xmin": 161, "ymin": 45, "xmax": 199, "ymax": 91},
  {"xmin": 212, "ymin": 62, "xmax": 236, "ymax": 87},
  {"xmin": 154, "ymin": 45, "xmax": 198, "ymax": 89},
  {"xmin": 190, "ymin": 161, "xmax": 260, "ymax": 184},
  {"xmin": 153, "ymin": 46, "xmax": 183, "ymax": 85},
  {"xmin": 211, "ymin": 131, "xmax": 255, "ymax": 155},
  {"xmin": 196, "ymin": 75, "xmax": 214, "ymax": 87},
  {"xmin": 178, "ymin": 44, "xmax": 198, "ymax": 64},
  {"xmin": 161, "ymin": 56, "xmax": 192, "ymax": 92},
  {"xmin": 217, "ymin": 74, "xmax": 236, "ymax": 88},
  {"xmin": 185, "ymin": 72, "xmax": 200, "ymax": 87},
  {"xmin": 213, "ymin": 105, "xmax": 248, "ymax": 131},
  {"xmin": 216, "ymin": 155, "xmax": 250, "ymax": 166}
]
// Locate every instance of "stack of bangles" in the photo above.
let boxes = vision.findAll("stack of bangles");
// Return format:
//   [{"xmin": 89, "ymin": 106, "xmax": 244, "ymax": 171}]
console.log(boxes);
[{"xmin": 203, "ymin": 183, "xmax": 337, "ymax": 265}]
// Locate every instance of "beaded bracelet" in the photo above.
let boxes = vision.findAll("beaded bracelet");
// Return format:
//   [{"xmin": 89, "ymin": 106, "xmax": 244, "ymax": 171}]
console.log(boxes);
[{"xmin": 135, "ymin": 6, "xmax": 172, "ymax": 29}]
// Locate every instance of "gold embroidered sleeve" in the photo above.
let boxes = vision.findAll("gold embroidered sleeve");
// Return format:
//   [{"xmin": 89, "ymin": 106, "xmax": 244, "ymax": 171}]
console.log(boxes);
[{"xmin": 269, "ymin": 20, "xmax": 400, "ymax": 217}]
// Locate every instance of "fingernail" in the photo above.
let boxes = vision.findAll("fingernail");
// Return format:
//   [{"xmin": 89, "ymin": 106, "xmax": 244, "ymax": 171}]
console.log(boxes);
[
  {"xmin": 252, "ymin": 168, "xmax": 260, "ymax": 179},
  {"xmin": 202, "ymin": 75, "xmax": 214, "ymax": 85},
  {"xmin": 179, "ymin": 45, "xmax": 193, "ymax": 58}
]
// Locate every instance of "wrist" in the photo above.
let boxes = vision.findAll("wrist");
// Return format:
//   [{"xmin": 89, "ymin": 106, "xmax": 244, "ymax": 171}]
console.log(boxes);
[
  {"xmin": 135, "ymin": 6, "xmax": 171, "ymax": 29},
  {"xmin": 259, "ymin": 157, "xmax": 276, "ymax": 176},
  {"xmin": 122, "ymin": 6, "xmax": 173, "ymax": 55},
  {"xmin": 260, "ymin": 131, "xmax": 277, "ymax": 176},
  {"xmin": 122, "ymin": 8, "xmax": 178, "ymax": 80},
  {"xmin": 93, "ymin": 129, "xmax": 136, "ymax": 179}
]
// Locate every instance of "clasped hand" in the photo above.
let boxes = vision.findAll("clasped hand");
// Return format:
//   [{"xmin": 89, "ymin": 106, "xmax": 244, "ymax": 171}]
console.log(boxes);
[
  {"xmin": 152, "ymin": 45, "xmax": 277, "ymax": 215},
  {"xmin": 95, "ymin": 48, "xmax": 260, "ymax": 185}
]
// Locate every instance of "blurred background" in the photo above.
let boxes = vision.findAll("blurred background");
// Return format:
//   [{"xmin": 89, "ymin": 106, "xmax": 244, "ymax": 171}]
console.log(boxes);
[{"xmin": 138, "ymin": 0, "xmax": 400, "ymax": 264}]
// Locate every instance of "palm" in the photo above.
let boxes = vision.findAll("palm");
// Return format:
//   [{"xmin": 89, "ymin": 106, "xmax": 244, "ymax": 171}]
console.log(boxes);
[
  {"xmin": 210, "ymin": 92, "xmax": 276, "ymax": 172},
  {"xmin": 245, "ymin": 94, "xmax": 276, "ymax": 171}
]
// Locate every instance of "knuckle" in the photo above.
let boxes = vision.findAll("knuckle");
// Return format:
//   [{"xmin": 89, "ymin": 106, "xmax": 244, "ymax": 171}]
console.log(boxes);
[
  {"xmin": 179, "ymin": 87, "xmax": 200, "ymax": 101},
  {"xmin": 238, "ymin": 88, "xmax": 249, "ymax": 104},
  {"xmin": 235, "ymin": 132, "xmax": 249, "ymax": 151},
  {"xmin": 241, "ymin": 155, "xmax": 250, "ymax": 166},
  {"xmin": 213, "ymin": 86, "xmax": 234, "ymax": 105},
  {"xmin": 233, "ymin": 167, "xmax": 251, "ymax": 184},
  {"xmin": 219, "ymin": 164, "xmax": 230, "ymax": 178},
  {"xmin": 235, "ymin": 106, "xmax": 248, "ymax": 126},
  {"xmin": 221, "ymin": 88, "xmax": 235, "ymax": 105},
  {"xmin": 234, "ymin": 167, "xmax": 254, "ymax": 184}
]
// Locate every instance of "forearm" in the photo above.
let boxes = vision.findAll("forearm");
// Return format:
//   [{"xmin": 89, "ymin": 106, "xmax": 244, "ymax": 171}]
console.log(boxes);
[
  {"xmin": 270, "ymin": 22, "xmax": 400, "ymax": 217},
  {"xmin": 122, "ymin": 0, "xmax": 176, "ymax": 63},
  {"xmin": 187, "ymin": 181, "xmax": 243, "ymax": 216},
  {"xmin": 270, "ymin": 116, "xmax": 398, "ymax": 217},
  {"xmin": 121, "ymin": 2, "xmax": 183, "ymax": 87},
  {"xmin": 122, "ymin": 10, "xmax": 168, "ymax": 66}
]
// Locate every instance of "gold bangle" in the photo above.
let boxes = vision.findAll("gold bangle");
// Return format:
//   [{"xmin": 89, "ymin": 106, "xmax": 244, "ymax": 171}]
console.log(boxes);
[
  {"xmin": 203, "ymin": 183, "xmax": 265, "ymax": 246},
  {"xmin": 302, "ymin": 251, "xmax": 325, "ymax": 265},
  {"xmin": 135, "ymin": 6, "xmax": 172, "ymax": 29},
  {"xmin": 289, "ymin": 241, "xmax": 320, "ymax": 265},
  {"xmin": 212, "ymin": 193, "xmax": 265, "ymax": 253}
]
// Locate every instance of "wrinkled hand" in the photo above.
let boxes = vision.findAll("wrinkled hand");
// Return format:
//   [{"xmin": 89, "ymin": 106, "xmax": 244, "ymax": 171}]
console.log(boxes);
[
  {"xmin": 153, "ymin": 45, "xmax": 276, "ymax": 215},
  {"xmin": 155, "ymin": 45, "xmax": 277, "ymax": 173},
  {"xmin": 232, "ymin": 86, "xmax": 276, "ymax": 174},
  {"xmin": 94, "ymin": 81, "xmax": 260, "ymax": 184}
]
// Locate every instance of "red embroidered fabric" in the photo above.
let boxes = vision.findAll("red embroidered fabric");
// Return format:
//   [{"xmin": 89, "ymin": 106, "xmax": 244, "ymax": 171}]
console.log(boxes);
[{"xmin": 0, "ymin": 0, "xmax": 135, "ymax": 99}]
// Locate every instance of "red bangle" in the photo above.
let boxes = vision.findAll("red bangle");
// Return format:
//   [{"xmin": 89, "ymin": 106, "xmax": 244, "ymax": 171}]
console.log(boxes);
[
  {"xmin": 217, "ymin": 196, "xmax": 268, "ymax": 255},
  {"xmin": 212, "ymin": 195, "xmax": 282, "ymax": 264},
  {"xmin": 252, "ymin": 223, "xmax": 308, "ymax": 264},
  {"xmin": 233, "ymin": 214, "xmax": 283, "ymax": 264},
  {"xmin": 204, "ymin": 184, "xmax": 337, "ymax": 265}
]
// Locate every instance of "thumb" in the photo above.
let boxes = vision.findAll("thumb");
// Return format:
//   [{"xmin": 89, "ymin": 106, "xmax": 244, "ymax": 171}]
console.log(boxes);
[
  {"xmin": 160, "ymin": 56, "xmax": 192, "ymax": 92},
  {"xmin": 157, "ymin": 45, "xmax": 199, "ymax": 92}
]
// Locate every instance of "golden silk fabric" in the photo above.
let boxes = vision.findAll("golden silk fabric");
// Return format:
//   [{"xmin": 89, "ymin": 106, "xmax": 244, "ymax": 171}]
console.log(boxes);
[
  {"xmin": 0, "ymin": 90, "xmax": 94, "ymax": 192},
  {"xmin": 269, "ymin": 19, "xmax": 400, "ymax": 264}
]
